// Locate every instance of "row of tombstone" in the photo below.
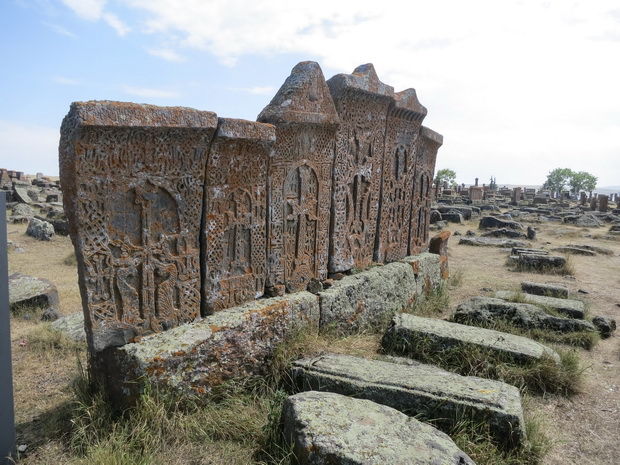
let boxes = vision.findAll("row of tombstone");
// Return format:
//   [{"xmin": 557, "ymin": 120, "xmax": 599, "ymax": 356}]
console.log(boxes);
[{"xmin": 60, "ymin": 61, "xmax": 443, "ymax": 352}]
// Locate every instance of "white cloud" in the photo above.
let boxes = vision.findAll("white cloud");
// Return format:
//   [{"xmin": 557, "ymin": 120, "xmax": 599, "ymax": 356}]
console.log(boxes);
[
  {"xmin": 53, "ymin": 76, "xmax": 79, "ymax": 85},
  {"xmin": 42, "ymin": 21, "xmax": 77, "ymax": 38},
  {"xmin": 147, "ymin": 47, "xmax": 186, "ymax": 62},
  {"xmin": 121, "ymin": 85, "xmax": 181, "ymax": 99},
  {"xmin": 62, "ymin": 0, "xmax": 130, "ymax": 36},
  {"xmin": 0, "ymin": 121, "xmax": 60, "ymax": 176}
]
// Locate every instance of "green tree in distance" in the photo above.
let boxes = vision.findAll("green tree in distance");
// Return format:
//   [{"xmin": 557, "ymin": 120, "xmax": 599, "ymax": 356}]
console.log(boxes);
[
  {"xmin": 434, "ymin": 168, "xmax": 457, "ymax": 187},
  {"xmin": 543, "ymin": 168, "xmax": 597, "ymax": 195}
]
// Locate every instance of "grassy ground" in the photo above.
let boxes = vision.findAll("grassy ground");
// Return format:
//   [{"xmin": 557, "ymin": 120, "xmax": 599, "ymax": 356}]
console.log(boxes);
[{"xmin": 7, "ymin": 204, "xmax": 620, "ymax": 464}]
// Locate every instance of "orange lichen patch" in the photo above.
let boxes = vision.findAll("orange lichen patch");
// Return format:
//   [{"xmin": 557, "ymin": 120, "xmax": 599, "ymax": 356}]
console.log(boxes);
[{"xmin": 424, "ymin": 276, "xmax": 432, "ymax": 296}]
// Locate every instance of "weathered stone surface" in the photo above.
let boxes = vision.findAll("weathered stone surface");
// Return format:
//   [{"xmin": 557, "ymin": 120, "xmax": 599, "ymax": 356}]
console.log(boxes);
[
  {"xmin": 383, "ymin": 313, "xmax": 560, "ymax": 365},
  {"xmin": 409, "ymin": 127, "xmax": 442, "ymax": 253},
  {"xmin": 291, "ymin": 353, "xmax": 525, "ymax": 447},
  {"xmin": 375, "ymin": 89, "xmax": 426, "ymax": 263},
  {"xmin": 98, "ymin": 291, "xmax": 319, "ymax": 405},
  {"xmin": 258, "ymin": 61, "xmax": 339, "ymax": 292},
  {"xmin": 479, "ymin": 216, "xmax": 523, "ymax": 230},
  {"xmin": 8, "ymin": 272, "xmax": 60, "ymax": 311},
  {"xmin": 459, "ymin": 236, "xmax": 528, "ymax": 248},
  {"xmin": 41, "ymin": 307, "xmax": 63, "ymax": 321},
  {"xmin": 592, "ymin": 315, "xmax": 616, "ymax": 338},
  {"xmin": 551, "ymin": 246, "xmax": 596, "ymax": 256},
  {"xmin": 12, "ymin": 203, "xmax": 36, "ymax": 218},
  {"xmin": 51, "ymin": 312, "xmax": 87, "ymax": 342},
  {"xmin": 60, "ymin": 101, "xmax": 218, "ymax": 351},
  {"xmin": 318, "ymin": 253, "xmax": 441, "ymax": 330},
  {"xmin": 429, "ymin": 230, "xmax": 450, "ymax": 280},
  {"xmin": 516, "ymin": 254, "xmax": 566, "ymax": 271},
  {"xmin": 452, "ymin": 297, "xmax": 596, "ymax": 333},
  {"xmin": 481, "ymin": 228, "xmax": 526, "ymax": 239},
  {"xmin": 283, "ymin": 392, "xmax": 475, "ymax": 465},
  {"xmin": 494, "ymin": 291, "xmax": 585, "ymax": 319},
  {"xmin": 566, "ymin": 244, "xmax": 614, "ymax": 255},
  {"xmin": 327, "ymin": 64, "xmax": 395, "ymax": 272},
  {"xmin": 521, "ymin": 281, "xmax": 569, "ymax": 299},
  {"xmin": 202, "ymin": 118, "xmax": 275, "ymax": 313},
  {"xmin": 563, "ymin": 214, "xmax": 602, "ymax": 227},
  {"xmin": 26, "ymin": 217, "xmax": 54, "ymax": 241},
  {"xmin": 438, "ymin": 206, "xmax": 473, "ymax": 220}
]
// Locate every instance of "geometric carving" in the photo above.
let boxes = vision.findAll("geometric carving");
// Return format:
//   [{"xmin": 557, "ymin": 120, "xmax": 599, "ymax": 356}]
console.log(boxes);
[
  {"xmin": 327, "ymin": 64, "xmax": 395, "ymax": 273},
  {"xmin": 409, "ymin": 126, "xmax": 443, "ymax": 254},
  {"xmin": 59, "ymin": 101, "xmax": 217, "ymax": 351},
  {"xmin": 375, "ymin": 89, "xmax": 427, "ymax": 263},
  {"xmin": 258, "ymin": 61, "xmax": 340, "ymax": 292},
  {"xmin": 202, "ymin": 118, "xmax": 275, "ymax": 313}
]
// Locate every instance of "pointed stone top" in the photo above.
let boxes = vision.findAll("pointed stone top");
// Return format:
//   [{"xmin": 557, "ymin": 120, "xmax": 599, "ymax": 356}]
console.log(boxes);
[
  {"xmin": 327, "ymin": 63, "xmax": 394, "ymax": 100},
  {"xmin": 421, "ymin": 126, "xmax": 444, "ymax": 146},
  {"xmin": 257, "ymin": 61, "xmax": 340, "ymax": 126},
  {"xmin": 394, "ymin": 88, "xmax": 427, "ymax": 122}
]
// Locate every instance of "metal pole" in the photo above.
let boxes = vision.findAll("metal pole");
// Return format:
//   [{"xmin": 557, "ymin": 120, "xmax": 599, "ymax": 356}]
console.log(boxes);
[{"xmin": 0, "ymin": 194, "xmax": 15, "ymax": 464}]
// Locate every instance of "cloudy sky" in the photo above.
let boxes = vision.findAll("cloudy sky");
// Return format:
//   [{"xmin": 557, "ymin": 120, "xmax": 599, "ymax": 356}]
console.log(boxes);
[{"xmin": 1, "ymin": 0, "xmax": 619, "ymax": 188}]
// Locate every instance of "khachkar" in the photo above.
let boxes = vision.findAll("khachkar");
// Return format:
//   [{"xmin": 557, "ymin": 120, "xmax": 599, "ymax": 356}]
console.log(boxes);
[
  {"xmin": 202, "ymin": 118, "xmax": 275, "ymax": 313},
  {"xmin": 375, "ymin": 89, "xmax": 427, "ymax": 263},
  {"xmin": 59, "ymin": 101, "xmax": 217, "ymax": 351},
  {"xmin": 409, "ymin": 126, "xmax": 443, "ymax": 253},
  {"xmin": 326, "ymin": 64, "xmax": 396, "ymax": 273},
  {"xmin": 258, "ymin": 62, "xmax": 340, "ymax": 293}
]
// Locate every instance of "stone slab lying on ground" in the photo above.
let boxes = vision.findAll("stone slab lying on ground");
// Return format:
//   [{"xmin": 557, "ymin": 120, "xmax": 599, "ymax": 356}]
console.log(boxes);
[
  {"xmin": 459, "ymin": 236, "xmax": 528, "ymax": 248},
  {"xmin": 514, "ymin": 254, "xmax": 567, "ymax": 271},
  {"xmin": 452, "ymin": 297, "xmax": 596, "ymax": 333},
  {"xmin": 8, "ymin": 272, "xmax": 59, "ymax": 311},
  {"xmin": 98, "ymin": 291, "xmax": 320, "ymax": 407},
  {"xmin": 512, "ymin": 247, "xmax": 548, "ymax": 256},
  {"xmin": 318, "ymin": 253, "xmax": 441, "ymax": 330},
  {"xmin": 592, "ymin": 315, "xmax": 617, "ymax": 338},
  {"xmin": 51, "ymin": 312, "xmax": 86, "ymax": 342},
  {"xmin": 521, "ymin": 282, "xmax": 569, "ymax": 299},
  {"xmin": 26, "ymin": 217, "xmax": 54, "ymax": 241},
  {"xmin": 567, "ymin": 244, "xmax": 614, "ymax": 255},
  {"xmin": 283, "ymin": 391, "xmax": 475, "ymax": 465},
  {"xmin": 494, "ymin": 290, "xmax": 586, "ymax": 319},
  {"xmin": 552, "ymin": 246, "xmax": 596, "ymax": 256},
  {"xmin": 382, "ymin": 313, "xmax": 560, "ymax": 365},
  {"xmin": 481, "ymin": 228, "xmax": 526, "ymax": 238},
  {"xmin": 479, "ymin": 216, "xmax": 523, "ymax": 230},
  {"xmin": 291, "ymin": 353, "xmax": 526, "ymax": 447}
]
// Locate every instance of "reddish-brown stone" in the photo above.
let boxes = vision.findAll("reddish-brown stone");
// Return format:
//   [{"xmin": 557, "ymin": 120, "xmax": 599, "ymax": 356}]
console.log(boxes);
[
  {"xmin": 258, "ymin": 61, "xmax": 340, "ymax": 292},
  {"xmin": 327, "ymin": 64, "xmax": 395, "ymax": 272},
  {"xmin": 429, "ymin": 230, "xmax": 451, "ymax": 280},
  {"xmin": 59, "ymin": 101, "xmax": 218, "ymax": 351},
  {"xmin": 202, "ymin": 118, "xmax": 275, "ymax": 313},
  {"xmin": 409, "ymin": 127, "xmax": 443, "ymax": 253}
]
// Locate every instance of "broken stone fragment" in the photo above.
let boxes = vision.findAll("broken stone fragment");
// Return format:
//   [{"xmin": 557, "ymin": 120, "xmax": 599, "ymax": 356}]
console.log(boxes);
[
  {"xmin": 8, "ymin": 272, "xmax": 60, "ymax": 312},
  {"xmin": 26, "ymin": 217, "xmax": 54, "ymax": 241},
  {"xmin": 592, "ymin": 315, "xmax": 617, "ymax": 338}
]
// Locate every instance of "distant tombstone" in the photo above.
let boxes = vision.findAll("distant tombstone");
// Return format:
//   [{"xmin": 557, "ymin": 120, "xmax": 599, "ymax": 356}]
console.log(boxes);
[
  {"xmin": 375, "ymin": 89, "xmax": 426, "ymax": 263},
  {"xmin": 59, "ymin": 101, "xmax": 217, "ymax": 351},
  {"xmin": 590, "ymin": 197, "xmax": 598, "ymax": 211},
  {"xmin": 469, "ymin": 186, "xmax": 484, "ymax": 202},
  {"xmin": 36, "ymin": 172, "xmax": 43, "ymax": 181},
  {"xmin": 511, "ymin": 187, "xmax": 522, "ymax": 203},
  {"xmin": 409, "ymin": 127, "xmax": 443, "ymax": 253},
  {"xmin": 327, "ymin": 64, "xmax": 395, "ymax": 273},
  {"xmin": 475, "ymin": 177, "xmax": 479, "ymax": 187},
  {"xmin": 579, "ymin": 192, "xmax": 587, "ymax": 205},
  {"xmin": 202, "ymin": 118, "xmax": 275, "ymax": 313},
  {"xmin": 598, "ymin": 194, "xmax": 609, "ymax": 212},
  {"xmin": 258, "ymin": 61, "xmax": 340, "ymax": 292}
]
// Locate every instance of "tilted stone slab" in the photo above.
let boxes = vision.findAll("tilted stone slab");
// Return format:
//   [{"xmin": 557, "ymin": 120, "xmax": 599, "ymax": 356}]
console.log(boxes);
[
  {"xmin": 283, "ymin": 391, "xmax": 475, "ymax": 465},
  {"xmin": 452, "ymin": 297, "xmax": 596, "ymax": 334},
  {"xmin": 60, "ymin": 101, "xmax": 218, "ymax": 351},
  {"xmin": 382, "ymin": 313, "xmax": 560, "ymax": 365},
  {"xmin": 291, "ymin": 353, "xmax": 525, "ymax": 447},
  {"xmin": 97, "ymin": 291, "xmax": 319, "ymax": 407},
  {"xmin": 8, "ymin": 272, "xmax": 60, "ymax": 311},
  {"xmin": 458, "ymin": 236, "xmax": 528, "ymax": 248},
  {"xmin": 495, "ymin": 290, "xmax": 586, "ymax": 319},
  {"xmin": 551, "ymin": 246, "xmax": 596, "ymax": 256},
  {"xmin": 318, "ymin": 253, "xmax": 441, "ymax": 330},
  {"xmin": 521, "ymin": 281, "xmax": 569, "ymax": 299}
]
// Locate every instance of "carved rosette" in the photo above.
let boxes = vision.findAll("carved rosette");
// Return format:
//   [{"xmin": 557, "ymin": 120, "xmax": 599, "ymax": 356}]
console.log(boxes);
[
  {"xmin": 202, "ymin": 118, "xmax": 275, "ymax": 313},
  {"xmin": 59, "ymin": 101, "xmax": 217, "ymax": 351}
]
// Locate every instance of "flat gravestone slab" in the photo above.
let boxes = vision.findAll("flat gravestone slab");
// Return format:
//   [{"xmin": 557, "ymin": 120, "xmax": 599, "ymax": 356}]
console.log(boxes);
[
  {"xmin": 383, "ymin": 313, "xmax": 560, "ymax": 365},
  {"xmin": 495, "ymin": 290, "xmax": 585, "ymax": 319},
  {"xmin": 521, "ymin": 281, "xmax": 569, "ymax": 299},
  {"xmin": 291, "ymin": 353, "xmax": 525, "ymax": 447},
  {"xmin": 459, "ymin": 236, "xmax": 528, "ymax": 248},
  {"xmin": 8, "ymin": 272, "xmax": 59, "ymax": 311},
  {"xmin": 283, "ymin": 391, "xmax": 475, "ymax": 465}
]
